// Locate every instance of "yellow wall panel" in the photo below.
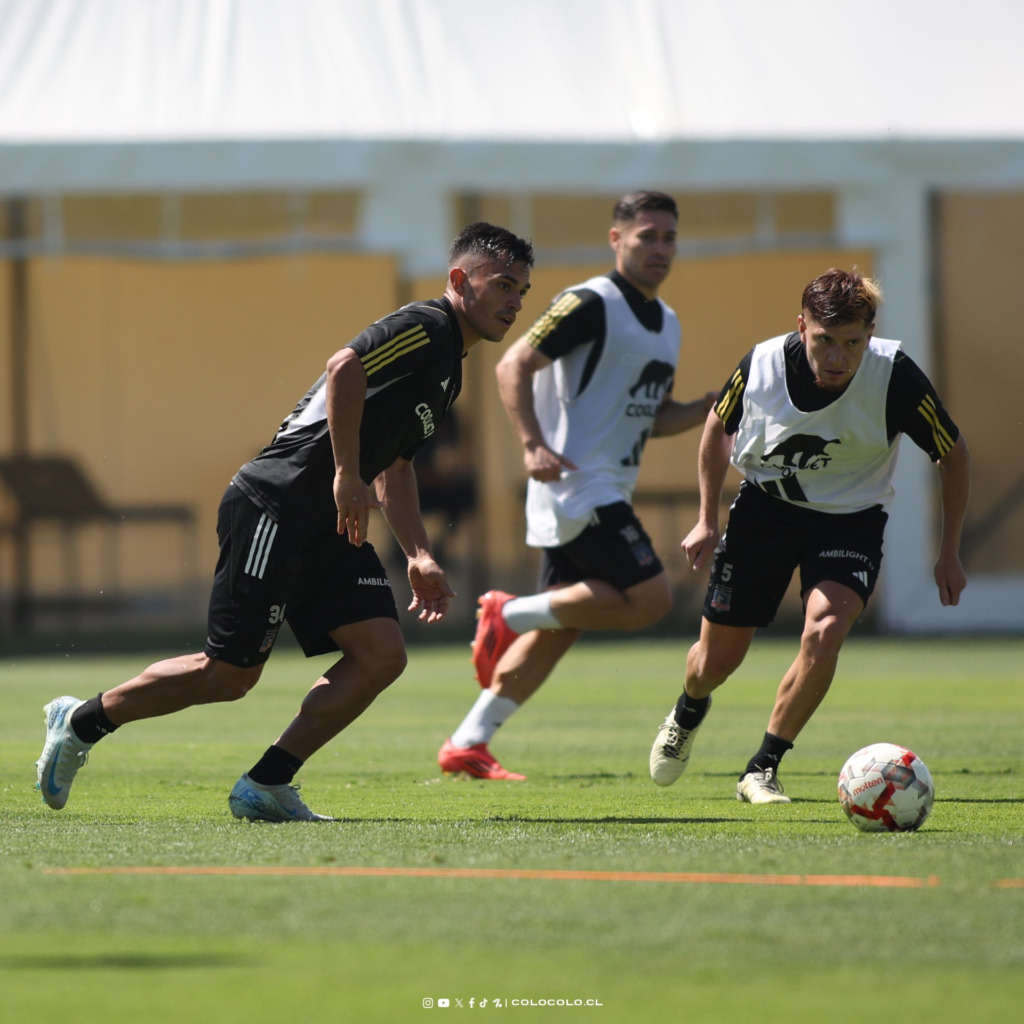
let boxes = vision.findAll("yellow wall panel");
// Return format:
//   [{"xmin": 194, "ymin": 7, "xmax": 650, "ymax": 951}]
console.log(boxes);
[
  {"xmin": 0, "ymin": 262, "xmax": 10, "ymax": 455},
  {"xmin": 773, "ymin": 192, "xmax": 835, "ymax": 235},
  {"xmin": 530, "ymin": 196, "xmax": 619, "ymax": 248},
  {"xmin": 17, "ymin": 254, "xmax": 397, "ymax": 592},
  {"xmin": 936, "ymin": 193, "xmax": 1024, "ymax": 573}
]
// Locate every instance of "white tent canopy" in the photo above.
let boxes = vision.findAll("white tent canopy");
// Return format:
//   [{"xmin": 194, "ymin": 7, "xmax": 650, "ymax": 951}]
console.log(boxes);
[
  {"xmin": 1, "ymin": 0, "xmax": 1022, "ymax": 633},
  {"xmin": 1, "ymin": 0, "xmax": 1023, "ymax": 192}
]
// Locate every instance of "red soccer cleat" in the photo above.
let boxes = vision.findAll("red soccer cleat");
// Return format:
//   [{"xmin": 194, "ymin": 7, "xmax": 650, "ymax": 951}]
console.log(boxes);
[
  {"xmin": 471, "ymin": 590, "xmax": 520, "ymax": 688},
  {"xmin": 438, "ymin": 738, "xmax": 526, "ymax": 781}
]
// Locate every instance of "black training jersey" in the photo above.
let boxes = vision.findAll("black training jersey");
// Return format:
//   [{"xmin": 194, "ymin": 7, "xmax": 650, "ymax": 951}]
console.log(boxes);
[
  {"xmin": 714, "ymin": 333, "xmax": 959, "ymax": 460},
  {"xmin": 233, "ymin": 298, "xmax": 464, "ymax": 535}
]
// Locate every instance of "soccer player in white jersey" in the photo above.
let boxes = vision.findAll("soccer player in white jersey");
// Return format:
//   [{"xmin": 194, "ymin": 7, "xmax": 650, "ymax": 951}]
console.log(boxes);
[
  {"xmin": 438, "ymin": 191, "xmax": 717, "ymax": 780},
  {"xmin": 649, "ymin": 268, "xmax": 970, "ymax": 804}
]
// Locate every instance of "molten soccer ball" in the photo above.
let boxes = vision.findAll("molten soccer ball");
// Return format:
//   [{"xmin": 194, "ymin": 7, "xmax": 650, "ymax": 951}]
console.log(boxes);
[{"xmin": 837, "ymin": 743, "xmax": 934, "ymax": 833}]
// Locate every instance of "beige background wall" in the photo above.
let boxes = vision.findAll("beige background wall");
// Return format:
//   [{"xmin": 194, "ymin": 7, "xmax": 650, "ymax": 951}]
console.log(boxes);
[
  {"xmin": 10, "ymin": 185, "xmax": 1018, "ymax": 628},
  {"xmin": 935, "ymin": 192, "xmax": 1024, "ymax": 574},
  {"xmin": 1, "ymin": 254, "xmax": 397, "ymax": 597}
]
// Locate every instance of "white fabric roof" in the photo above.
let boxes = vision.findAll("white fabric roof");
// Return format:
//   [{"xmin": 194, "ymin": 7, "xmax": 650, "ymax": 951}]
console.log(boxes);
[{"xmin": 0, "ymin": 0, "xmax": 1023, "ymax": 190}]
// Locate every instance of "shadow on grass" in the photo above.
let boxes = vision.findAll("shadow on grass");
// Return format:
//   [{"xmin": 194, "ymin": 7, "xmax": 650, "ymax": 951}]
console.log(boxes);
[
  {"xmin": 543, "ymin": 773, "xmax": 640, "ymax": 781},
  {"xmin": 0, "ymin": 953, "xmax": 250, "ymax": 970},
  {"xmin": 940, "ymin": 798, "xmax": 1023, "ymax": 804},
  {"xmin": 479, "ymin": 814, "xmax": 747, "ymax": 825},
  {"xmin": 310, "ymin": 814, "xmax": 749, "ymax": 826}
]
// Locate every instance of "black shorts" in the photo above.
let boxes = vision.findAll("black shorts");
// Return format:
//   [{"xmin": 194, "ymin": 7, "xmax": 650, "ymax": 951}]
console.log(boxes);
[
  {"xmin": 205, "ymin": 483, "xmax": 399, "ymax": 667},
  {"xmin": 538, "ymin": 501, "xmax": 664, "ymax": 592},
  {"xmin": 703, "ymin": 483, "xmax": 887, "ymax": 628}
]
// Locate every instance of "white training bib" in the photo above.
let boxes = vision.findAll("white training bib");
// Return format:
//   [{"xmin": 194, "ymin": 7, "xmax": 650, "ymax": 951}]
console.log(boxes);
[
  {"xmin": 732, "ymin": 334, "xmax": 903, "ymax": 512},
  {"xmin": 526, "ymin": 275, "xmax": 681, "ymax": 546}
]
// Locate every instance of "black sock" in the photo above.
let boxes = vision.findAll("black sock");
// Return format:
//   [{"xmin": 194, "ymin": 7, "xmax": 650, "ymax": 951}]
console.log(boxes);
[
  {"xmin": 742, "ymin": 732, "xmax": 794, "ymax": 779},
  {"xmin": 248, "ymin": 745, "xmax": 304, "ymax": 787},
  {"xmin": 673, "ymin": 690, "xmax": 711, "ymax": 731},
  {"xmin": 69, "ymin": 694, "xmax": 119, "ymax": 744}
]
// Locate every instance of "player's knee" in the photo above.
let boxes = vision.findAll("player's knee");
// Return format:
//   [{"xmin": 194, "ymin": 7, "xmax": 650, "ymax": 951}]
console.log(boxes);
[
  {"xmin": 802, "ymin": 615, "xmax": 847, "ymax": 659},
  {"xmin": 689, "ymin": 642, "xmax": 743, "ymax": 685},
  {"xmin": 201, "ymin": 657, "xmax": 264, "ymax": 703},
  {"xmin": 637, "ymin": 589, "xmax": 673, "ymax": 629},
  {"xmin": 624, "ymin": 578, "xmax": 673, "ymax": 630},
  {"xmin": 353, "ymin": 641, "xmax": 407, "ymax": 690}
]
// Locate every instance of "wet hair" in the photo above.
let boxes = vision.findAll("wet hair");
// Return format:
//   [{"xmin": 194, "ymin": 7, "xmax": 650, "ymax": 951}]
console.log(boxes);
[
  {"xmin": 448, "ymin": 222, "xmax": 534, "ymax": 269},
  {"xmin": 613, "ymin": 190, "xmax": 678, "ymax": 223},
  {"xmin": 802, "ymin": 268, "xmax": 883, "ymax": 327}
]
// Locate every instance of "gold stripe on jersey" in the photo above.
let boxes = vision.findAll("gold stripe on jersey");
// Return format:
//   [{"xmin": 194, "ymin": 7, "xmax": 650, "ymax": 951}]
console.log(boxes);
[
  {"xmin": 361, "ymin": 327, "xmax": 431, "ymax": 376},
  {"xmin": 360, "ymin": 324, "xmax": 427, "ymax": 371},
  {"xmin": 921, "ymin": 394, "xmax": 955, "ymax": 448},
  {"xmin": 715, "ymin": 367, "xmax": 745, "ymax": 423},
  {"xmin": 524, "ymin": 292, "xmax": 583, "ymax": 349},
  {"xmin": 917, "ymin": 395, "xmax": 954, "ymax": 456}
]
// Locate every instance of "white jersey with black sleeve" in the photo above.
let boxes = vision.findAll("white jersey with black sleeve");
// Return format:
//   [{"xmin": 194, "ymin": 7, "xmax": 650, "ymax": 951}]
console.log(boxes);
[
  {"xmin": 523, "ymin": 272, "xmax": 681, "ymax": 547},
  {"xmin": 731, "ymin": 334, "xmax": 902, "ymax": 512}
]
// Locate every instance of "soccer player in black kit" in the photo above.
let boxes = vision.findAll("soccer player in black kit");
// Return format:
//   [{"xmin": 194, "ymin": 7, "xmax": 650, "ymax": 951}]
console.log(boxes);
[{"xmin": 36, "ymin": 223, "xmax": 534, "ymax": 821}]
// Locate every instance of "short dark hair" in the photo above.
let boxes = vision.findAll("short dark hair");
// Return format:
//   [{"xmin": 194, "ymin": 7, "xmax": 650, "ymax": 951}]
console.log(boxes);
[
  {"xmin": 802, "ymin": 268, "xmax": 883, "ymax": 327},
  {"xmin": 449, "ymin": 222, "xmax": 534, "ymax": 269},
  {"xmin": 613, "ymin": 190, "xmax": 678, "ymax": 223}
]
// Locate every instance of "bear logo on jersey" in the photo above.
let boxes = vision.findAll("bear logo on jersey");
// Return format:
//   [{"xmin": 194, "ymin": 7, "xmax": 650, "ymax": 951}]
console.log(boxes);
[
  {"xmin": 761, "ymin": 434, "xmax": 841, "ymax": 476},
  {"xmin": 628, "ymin": 360, "xmax": 675, "ymax": 401}
]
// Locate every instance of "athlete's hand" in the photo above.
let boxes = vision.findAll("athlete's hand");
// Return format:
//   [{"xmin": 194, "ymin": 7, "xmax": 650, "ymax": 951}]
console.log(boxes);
[
  {"xmin": 334, "ymin": 468, "xmax": 382, "ymax": 546},
  {"xmin": 524, "ymin": 442, "xmax": 578, "ymax": 482},
  {"xmin": 682, "ymin": 521, "xmax": 720, "ymax": 572},
  {"xmin": 407, "ymin": 555, "xmax": 456, "ymax": 624},
  {"xmin": 934, "ymin": 552, "xmax": 967, "ymax": 607}
]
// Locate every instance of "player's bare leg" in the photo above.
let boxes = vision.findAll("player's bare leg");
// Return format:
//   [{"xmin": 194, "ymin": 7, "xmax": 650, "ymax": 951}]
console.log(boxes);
[
  {"xmin": 684, "ymin": 618, "xmax": 756, "ymax": 699},
  {"xmin": 490, "ymin": 627, "xmax": 582, "ymax": 704},
  {"xmin": 275, "ymin": 617, "xmax": 407, "ymax": 761},
  {"xmin": 39, "ymin": 655, "xmax": 264, "ymax": 811},
  {"xmin": 766, "ymin": 581, "xmax": 864, "ymax": 741},
  {"xmin": 737, "ymin": 581, "xmax": 863, "ymax": 804},
  {"xmin": 650, "ymin": 619, "xmax": 754, "ymax": 786},
  {"xmin": 103, "ymin": 655, "xmax": 265, "ymax": 724},
  {"xmin": 447, "ymin": 590, "xmax": 579, "ymax": 780},
  {"xmin": 230, "ymin": 617, "xmax": 406, "ymax": 822},
  {"xmin": 443, "ymin": 623, "xmax": 578, "ymax": 781},
  {"xmin": 548, "ymin": 572, "xmax": 672, "ymax": 632}
]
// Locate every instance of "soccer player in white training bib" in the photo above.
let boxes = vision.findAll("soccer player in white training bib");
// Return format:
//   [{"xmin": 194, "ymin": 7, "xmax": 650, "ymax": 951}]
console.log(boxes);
[
  {"xmin": 649, "ymin": 268, "xmax": 970, "ymax": 804},
  {"xmin": 36, "ymin": 224, "xmax": 533, "ymax": 822},
  {"xmin": 438, "ymin": 191, "xmax": 717, "ymax": 780}
]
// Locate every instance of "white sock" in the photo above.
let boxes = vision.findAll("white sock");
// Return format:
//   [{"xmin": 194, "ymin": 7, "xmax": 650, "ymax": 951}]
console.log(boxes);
[
  {"xmin": 502, "ymin": 592, "xmax": 562, "ymax": 633},
  {"xmin": 451, "ymin": 691, "xmax": 520, "ymax": 748}
]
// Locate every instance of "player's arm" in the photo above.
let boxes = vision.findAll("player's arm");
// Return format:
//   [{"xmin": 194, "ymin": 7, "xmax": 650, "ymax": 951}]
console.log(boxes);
[
  {"xmin": 934, "ymin": 434, "xmax": 970, "ymax": 607},
  {"xmin": 681, "ymin": 355, "xmax": 749, "ymax": 571},
  {"xmin": 886, "ymin": 352, "xmax": 969, "ymax": 606},
  {"xmin": 681, "ymin": 412, "xmax": 735, "ymax": 571},
  {"xmin": 325, "ymin": 347, "xmax": 381, "ymax": 546},
  {"xmin": 651, "ymin": 390, "xmax": 720, "ymax": 438},
  {"xmin": 495, "ymin": 339, "xmax": 579, "ymax": 481},
  {"xmin": 375, "ymin": 458, "xmax": 455, "ymax": 624}
]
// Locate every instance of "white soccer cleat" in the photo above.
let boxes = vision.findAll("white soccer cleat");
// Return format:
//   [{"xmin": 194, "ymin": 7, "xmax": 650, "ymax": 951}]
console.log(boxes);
[
  {"xmin": 36, "ymin": 696, "xmax": 92, "ymax": 810},
  {"xmin": 649, "ymin": 697, "xmax": 711, "ymax": 787},
  {"xmin": 736, "ymin": 768, "xmax": 791, "ymax": 804},
  {"xmin": 228, "ymin": 773, "xmax": 334, "ymax": 822}
]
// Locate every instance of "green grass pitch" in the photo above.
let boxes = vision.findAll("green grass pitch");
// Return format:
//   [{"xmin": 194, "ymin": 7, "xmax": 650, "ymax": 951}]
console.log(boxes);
[{"xmin": 2, "ymin": 637, "xmax": 1022, "ymax": 1023}]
